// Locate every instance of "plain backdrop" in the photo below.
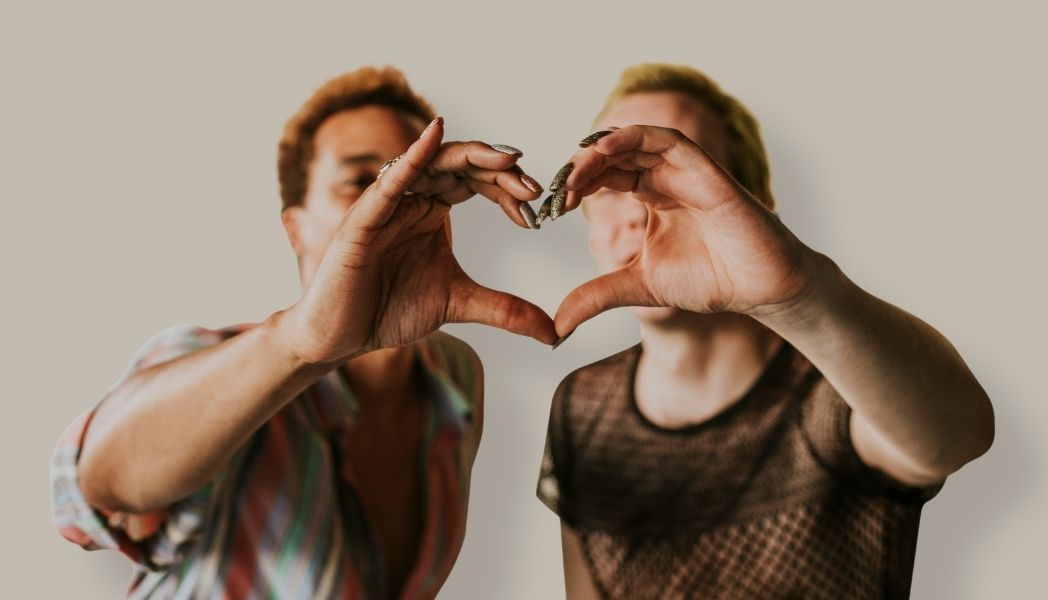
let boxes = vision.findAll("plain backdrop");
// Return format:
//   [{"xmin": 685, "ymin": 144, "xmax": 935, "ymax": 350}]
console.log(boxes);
[{"xmin": 2, "ymin": 1, "xmax": 1045, "ymax": 598}]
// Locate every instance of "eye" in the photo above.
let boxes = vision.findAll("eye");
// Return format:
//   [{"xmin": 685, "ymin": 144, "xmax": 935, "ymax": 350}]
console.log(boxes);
[{"xmin": 341, "ymin": 174, "xmax": 376, "ymax": 191}]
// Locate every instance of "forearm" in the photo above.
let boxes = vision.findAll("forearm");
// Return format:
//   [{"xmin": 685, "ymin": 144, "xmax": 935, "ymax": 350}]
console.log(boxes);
[
  {"xmin": 753, "ymin": 252, "xmax": 994, "ymax": 478},
  {"xmin": 79, "ymin": 311, "xmax": 333, "ymax": 512},
  {"xmin": 561, "ymin": 524, "xmax": 602, "ymax": 600}
]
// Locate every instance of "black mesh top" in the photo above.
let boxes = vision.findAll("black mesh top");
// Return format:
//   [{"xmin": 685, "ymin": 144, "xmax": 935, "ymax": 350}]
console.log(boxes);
[{"xmin": 537, "ymin": 341, "xmax": 944, "ymax": 599}]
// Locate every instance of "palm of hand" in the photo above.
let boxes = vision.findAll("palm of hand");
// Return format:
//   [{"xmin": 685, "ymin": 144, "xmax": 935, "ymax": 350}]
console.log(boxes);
[
  {"xmin": 636, "ymin": 181, "xmax": 809, "ymax": 316},
  {"xmin": 554, "ymin": 127, "xmax": 819, "ymax": 335},
  {"xmin": 361, "ymin": 200, "xmax": 462, "ymax": 350}
]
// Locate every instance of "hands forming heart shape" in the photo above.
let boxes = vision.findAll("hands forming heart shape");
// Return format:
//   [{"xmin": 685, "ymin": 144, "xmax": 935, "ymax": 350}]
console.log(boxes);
[{"xmin": 284, "ymin": 116, "xmax": 822, "ymax": 366}]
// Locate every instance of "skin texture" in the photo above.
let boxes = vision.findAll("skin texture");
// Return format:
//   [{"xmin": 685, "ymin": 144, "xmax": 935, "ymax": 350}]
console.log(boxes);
[
  {"xmin": 76, "ymin": 106, "xmax": 553, "ymax": 598},
  {"xmin": 556, "ymin": 91, "xmax": 995, "ymax": 598}
]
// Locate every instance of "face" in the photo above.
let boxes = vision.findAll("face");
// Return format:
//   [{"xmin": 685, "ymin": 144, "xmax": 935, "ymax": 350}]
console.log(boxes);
[
  {"xmin": 282, "ymin": 105, "xmax": 425, "ymax": 283},
  {"xmin": 586, "ymin": 91, "xmax": 733, "ymax": 324}
]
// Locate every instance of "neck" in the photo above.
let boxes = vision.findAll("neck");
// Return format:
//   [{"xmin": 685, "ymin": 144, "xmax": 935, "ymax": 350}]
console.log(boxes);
[
  {"xmin": 297, "ymin": 266, "xmax": 420, "ymax": 410},
  {"xmin": 343, "ymin": 345, "xmax": 419, "ymax": 412},
  {"xmin": 634, "ymin": 311, "xmax": 782, "ymax": 427}
]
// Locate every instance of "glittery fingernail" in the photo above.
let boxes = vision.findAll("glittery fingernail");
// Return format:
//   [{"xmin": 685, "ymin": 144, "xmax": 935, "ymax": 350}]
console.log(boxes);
[
  {"xmin": 519, "ymin": 173, "xmax": 542, "ymax": 194},
  {"xmin": 550, "ymin": 190, "xmax": 566, "ymax": 221},
  {"xmin": 420, "ymin": 116, "xmax": 443, "ymax": 138},
  {"xmin": 550, "ymin": 162, "xmax": 575, "ymax": 192},
  {"xmin": 518, "ymin": 202, "xmax": 540, "ymax": 229},
  {"xmin": 536, "ymin": 195, "xmax": 552, "ymax": 223},
  {"xmin": 552, "ymin": 330, "xmax": 574, "ymax": 349},
  {"xmin": 579, "ymin": 130, "xmax": 613, "ymax": 147},
  {"xmin": 490, "ymin": 144, "xmax": 523, "ymax": 155}
]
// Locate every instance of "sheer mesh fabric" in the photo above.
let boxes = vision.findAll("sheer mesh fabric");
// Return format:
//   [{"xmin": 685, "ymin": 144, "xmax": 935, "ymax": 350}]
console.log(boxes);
[{"xmin": 538, "ymin": 342, "xmax": 943, "ymax": 599}]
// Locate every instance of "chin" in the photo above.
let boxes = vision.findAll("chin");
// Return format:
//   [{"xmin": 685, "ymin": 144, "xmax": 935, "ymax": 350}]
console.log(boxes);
[{"xmin": 630, "ymin": 305, "xmax": 683, "ymax": 324}]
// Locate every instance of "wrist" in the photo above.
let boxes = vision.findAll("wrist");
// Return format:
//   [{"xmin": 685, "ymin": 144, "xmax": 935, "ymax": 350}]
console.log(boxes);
[
  {"xmin": 262, "ymin": 307, "xmax": 347, "ymax": 375},
  {"xmin": 750, "ymin": 251, "xmax": 851, "ymax": 335}
]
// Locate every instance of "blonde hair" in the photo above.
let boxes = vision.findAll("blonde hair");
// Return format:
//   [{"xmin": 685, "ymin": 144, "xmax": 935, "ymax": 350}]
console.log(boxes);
[
  {"xmin": 278, "ymin": 66, "xmax": 436, "ymax": 209},
  {"xmin": 595, "ymin": 63, "xmax": 773, "ymax": 209}
]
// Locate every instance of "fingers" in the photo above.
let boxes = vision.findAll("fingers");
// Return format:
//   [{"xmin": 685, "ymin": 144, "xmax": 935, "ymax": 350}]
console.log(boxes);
[
  {"xmin": 430, "ymin": 140, "xmax": 521, "ymax": 172},
  {"xmin": 425, "ymin": 141, "xmax": 543, "ymax": 200},
  {"xmin": 553, "ymin": 266, "xmax": 653, "ymax": 337},
  {"xmin": 564, "ymin": 167, "xmax": 641, "ymax": 211},
  {"xmin": 448, "ymin": 277, "xmax": 558, "ymax": 345},
  {"xmin": 586, "ymin": 125, "xmax": 691, "ymax": 165},
  {"xmin": 409, "ymin": 140, "xmax": 542, "ymax": 228},
  {"xmin": 351, "ymin": 117, "xmax": 445, "ymax": 229},
  {"xmin": 555, "ymin": 125, "xmax": 739, "ymax": 214}
]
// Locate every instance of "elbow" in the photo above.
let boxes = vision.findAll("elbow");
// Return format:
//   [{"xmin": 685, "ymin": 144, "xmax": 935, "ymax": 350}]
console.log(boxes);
[
  {"xmin": 79, "ymin": 448, "xmax": 156, "ymax": 514},
  {"xmin": 969, "ymin": 391, "xmax": 995, "ymax": 460},
  {"xmin": 925, "ymin": 392, "xmax": 996, "ymax": 479}
]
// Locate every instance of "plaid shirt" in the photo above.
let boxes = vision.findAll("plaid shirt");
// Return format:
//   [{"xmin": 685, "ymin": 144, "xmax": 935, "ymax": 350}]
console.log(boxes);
[{"xmin": 51, "ymin": 324, "xmax": 483, "ymax": 599}]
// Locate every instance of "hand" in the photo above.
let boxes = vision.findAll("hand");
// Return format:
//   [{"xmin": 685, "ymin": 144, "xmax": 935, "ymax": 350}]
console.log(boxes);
[
  {"xmin": 284, "ymin": 117, "xmax": 556, "ymax": 365},
  {"xmin": 554, "ymin": 125, "xmax": 823, "ymax": 336}
]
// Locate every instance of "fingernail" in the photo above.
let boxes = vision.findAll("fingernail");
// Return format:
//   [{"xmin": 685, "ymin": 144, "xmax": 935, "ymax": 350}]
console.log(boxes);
[
  {"xmin": 518, "ymin": 202, "xmax": 540, "ymax": 229},
  {"xmin": 519, "ymin": 173, "xmax": 542, "ymax": 193},
  {"xmin": 550, "ymin": 162, "xmax": 575, "ymax": 192},
  {"xmin": 536, "ymin": 195, "xmax": 552, "ymax": 223},
  {"xmin": 490, "ymin": 144, "xmax": 522, "ymax": 155},
  {"xmin": 579, "ymin": 130, "xmax": 613, "ymax": 147},
  {"xmin": 421, "ymin": 116, "xmax": 443, "ymax": 138},
  {"xmin": 552, "ymin": 330, "xmax": 574, "ymax": 349},
  {"xmin": 550, "ymin": 190, "xmax": 566, "ymax": 221}
]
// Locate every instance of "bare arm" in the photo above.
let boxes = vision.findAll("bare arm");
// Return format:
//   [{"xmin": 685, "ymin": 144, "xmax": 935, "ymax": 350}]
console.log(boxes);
[
  {"xmin": 78, "ymin": 314, "xmax": 321, "ymax": 513},
  {"xmin": 561, "ymin": 524, "xmax": 602, "ymax": 600},
  {"xmin": 753, "ymin": 253, "xmax": 994, "ymax": 485}
]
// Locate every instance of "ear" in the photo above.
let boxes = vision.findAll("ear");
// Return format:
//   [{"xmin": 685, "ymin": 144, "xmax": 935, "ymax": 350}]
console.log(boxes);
[{"xmin": 280, "ymin": 207, "xmax": 305, "ymax": 258}]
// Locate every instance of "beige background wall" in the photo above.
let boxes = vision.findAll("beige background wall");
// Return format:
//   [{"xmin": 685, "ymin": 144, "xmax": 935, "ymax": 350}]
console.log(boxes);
[{"xmin": 2, "ymin": 1, "xmax": 1044, "ymax": 597}]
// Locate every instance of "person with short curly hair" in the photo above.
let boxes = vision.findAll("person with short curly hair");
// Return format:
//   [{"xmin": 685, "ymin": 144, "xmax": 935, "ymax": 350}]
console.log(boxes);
[{"xmin": 51, "ymin": 65, "xmax": 554, "ymax": 599}]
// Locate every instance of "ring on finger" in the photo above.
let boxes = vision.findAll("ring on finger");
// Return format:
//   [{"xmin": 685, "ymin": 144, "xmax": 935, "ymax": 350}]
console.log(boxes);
[{"xmin": 377, "ymin": 154, "xmax": 405, "ymax": 179}]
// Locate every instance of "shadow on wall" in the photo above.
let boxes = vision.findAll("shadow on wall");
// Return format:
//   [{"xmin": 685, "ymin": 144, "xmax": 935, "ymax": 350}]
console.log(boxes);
[{"xmin": 912, "ymin": 371, "xmax": 1032, "ymax": 599}]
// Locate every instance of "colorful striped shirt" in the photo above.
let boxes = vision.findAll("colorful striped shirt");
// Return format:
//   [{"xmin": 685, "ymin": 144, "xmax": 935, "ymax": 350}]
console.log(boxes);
[{"xmin": 50, "ymin": 324, "xmax": 483, "ymax": 599}]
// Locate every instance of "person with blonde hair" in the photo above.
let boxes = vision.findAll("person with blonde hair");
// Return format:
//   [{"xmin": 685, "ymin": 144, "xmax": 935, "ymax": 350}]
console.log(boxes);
[
  {"xmin": 51, "ymin": 65, "xmax": 554, "ymax": 599},
  {"xmin": 537, "ymin": 63, "xmax": 994, "ymax": 599}
]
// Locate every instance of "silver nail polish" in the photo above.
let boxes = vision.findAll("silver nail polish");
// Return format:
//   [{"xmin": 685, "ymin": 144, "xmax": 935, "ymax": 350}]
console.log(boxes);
[
  {"xmin": 552, "ymin": 330, "xmax": 574, "ymax": 349},
  {"xmin": 550, "ymin": 190, "xmax": 566, "ymax": 221},
  {"xmin": 550, "ymin": 162, "xmax": 575, "ymax": 192},
  {"xmin": 579, "ymin": 130, "xmax": 613, "ymax": 147},
  {"xmin": 519, "ymin": 202, "xmax": 540, "ymax": 229},
  {"xmin": 490, "ymin": 144, "xmax": 523, "ymax": 155},
  {"xmin": 519, "ymin": 173, "xmax": 542, "ymax": 193},
  {"xmin": 420, "ymin": 116, "xmax": 442, "ymax": 138},
  {"xmin": 536, "ymin": 196, "xmax": 552, "ymax": 222}
]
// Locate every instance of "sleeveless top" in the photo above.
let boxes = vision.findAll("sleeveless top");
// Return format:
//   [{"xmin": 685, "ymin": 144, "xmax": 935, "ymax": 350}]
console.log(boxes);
[{"xmin": 538, "ymin": 342, "xmax": 944, "ymax": 599}]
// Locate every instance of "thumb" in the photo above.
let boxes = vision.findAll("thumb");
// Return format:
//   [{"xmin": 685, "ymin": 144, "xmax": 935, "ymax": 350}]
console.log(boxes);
[
  {"xmin": 554, "ymin": 266, "xmax": 651, "ymax": 337},
  {"xmin": 447, "ymin": 277, "xmax": 557, "ymax": 345}
]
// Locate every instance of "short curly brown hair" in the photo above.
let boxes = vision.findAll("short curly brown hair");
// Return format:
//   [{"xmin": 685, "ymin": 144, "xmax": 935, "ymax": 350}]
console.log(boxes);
[{"xmin": 277, "ymin": 66, "xmax": 436, "ymax": 210}]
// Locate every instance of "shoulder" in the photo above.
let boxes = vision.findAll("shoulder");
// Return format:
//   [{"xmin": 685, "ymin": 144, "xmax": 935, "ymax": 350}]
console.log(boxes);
[
  {"xmin": 554, "ymin": 344, "xmax": 639, "ymax": 399},
  {"xmin": 420, "ymin": 330, "xmax": 483, "ymax": 395},
  {"xmin": 125, "ymin": 323, "xmax": 255, "ymax": 374}
]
